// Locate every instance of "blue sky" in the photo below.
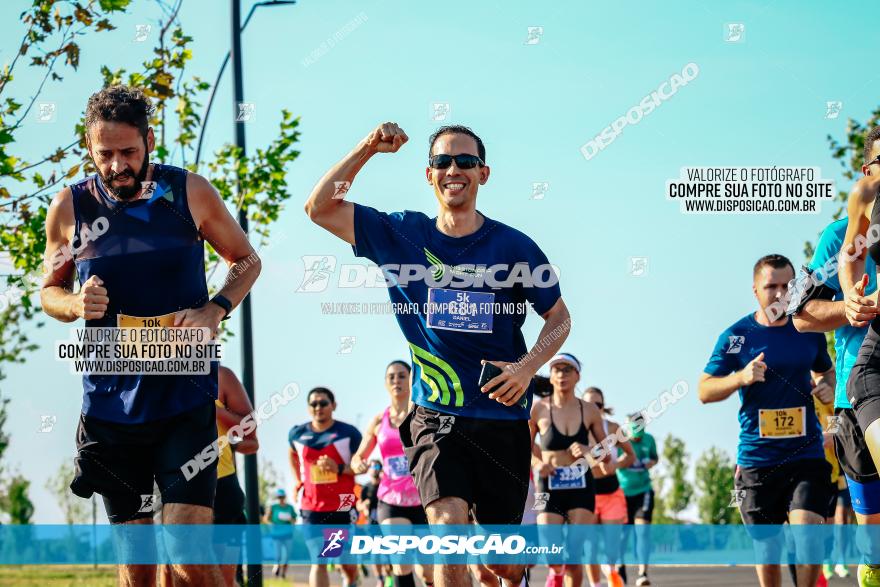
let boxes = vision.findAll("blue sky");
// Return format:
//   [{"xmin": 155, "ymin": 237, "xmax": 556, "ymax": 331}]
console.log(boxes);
[{"xmin": 2, "ymin": 0, "xmax": 877, "ymax": 522}]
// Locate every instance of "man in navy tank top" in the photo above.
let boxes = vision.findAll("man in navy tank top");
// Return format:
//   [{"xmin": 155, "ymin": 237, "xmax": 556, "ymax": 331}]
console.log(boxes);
[{"xmin": 40, "ymin": 85, "xmax": 261, "ymax": 585}]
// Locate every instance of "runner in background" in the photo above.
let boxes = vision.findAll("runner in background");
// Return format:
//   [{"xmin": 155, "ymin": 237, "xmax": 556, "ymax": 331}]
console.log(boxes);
[
  {"xmin": 583, "ymin": 387, "xmax": 634, "ymax": 587},
  {"xmin": 352, "ymin": 361, "xmax": 434, "ymax": 587},
  {"xmin": 531, "ymin": 353, "xmax": 607, "ymax": 587},
  {"xmin": 700, "ymin": 253, "xmax": 834, "ymax": 587},
  {"xmin": 263, "ymin": 488, "xmax": 296, "ymax": 579},
  {"xmin": 214, "ymin": 366, "xmax": 258, "ymax": 587},
  {"xmin": 289, "ymin": 387, "xmax": 362, "ymax": 587},
  {"xmin": 617, "ymin": 412, "xmax": 658, "ymax": 587}
]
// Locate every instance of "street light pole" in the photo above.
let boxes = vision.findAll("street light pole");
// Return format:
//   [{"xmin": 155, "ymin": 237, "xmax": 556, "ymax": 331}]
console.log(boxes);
[{"xmin": 230, "ymin": 1, "xmax": 261, "ymax": 585}]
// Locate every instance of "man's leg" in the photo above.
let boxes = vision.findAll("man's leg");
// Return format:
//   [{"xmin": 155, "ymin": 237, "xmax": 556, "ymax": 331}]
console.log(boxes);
[
  {"xmin": 117, "ymin": 517, "xmax": 158, "ymax": 587},
  {"xmin": 341, "ymin": 564, "xmax": 360, "ymax": 586},
  {"xmin": 426, "ymin": 497, "xmax": 471, "ymax": 587},
  {"xmin": 788, "ymin": 508, "xmax": 825, "ymax": 587},
  {"xmin": 311, "ymin": 564, "xmax": 331, "ymax": 587},
  {"xmin": 755, "ymin": 564, "xmax": 782, "ymax": 587},
  {"xmin": 163, "ymin": 503, "xmax": 224, "ymax": 586}
]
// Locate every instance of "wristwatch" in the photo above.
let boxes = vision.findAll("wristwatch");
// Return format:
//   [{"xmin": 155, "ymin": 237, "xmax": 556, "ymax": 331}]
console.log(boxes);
[{"xmin": 210, "ymin": 294, "xmax": 232, "ymax": 320}]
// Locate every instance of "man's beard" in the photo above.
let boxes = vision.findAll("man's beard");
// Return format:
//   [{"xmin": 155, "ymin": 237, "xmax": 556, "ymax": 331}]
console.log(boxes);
[{"xmin": 98, "ymin": 151, "xmax": 150, "ymax": 201}]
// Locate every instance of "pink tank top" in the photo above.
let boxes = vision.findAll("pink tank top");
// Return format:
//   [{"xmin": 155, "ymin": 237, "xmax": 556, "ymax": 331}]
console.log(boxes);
[{"xmin": 377, "ymin": 408, "xmax": 421, "ymax": 507}]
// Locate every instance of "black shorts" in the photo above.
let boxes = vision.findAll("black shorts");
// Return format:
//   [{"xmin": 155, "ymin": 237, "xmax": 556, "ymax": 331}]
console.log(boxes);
[
  {"xmin": 535, "ymin": 472, "xmax": 596, "ymax": 518},
  {"xmin": 377, "ymin": 500, "xmax": 428, "ymax": 524},
  {"xmin": 833, "ymin": 407, "xmax": 879, "ymax": 483},
  {"xmin": 71, "ymin": 401, "xmax": 217, "ymax": 524},
  {"xmin": 847, "ymin": 325, "xmax": 880, "ymax": 433},
  {"xmin": 625, "ymin": 490, "xmax": 655, "ymax": 523},
  {"xmin": 734, "ymin": 458, "xmax": 832, "ymax": 525},
  {"xmin": 214, "ymin": 474, "xmax": 246, "ymax": 525},
  {"xmin": 300, "ymin": 509, "xmax": 355, "ymax": 525},
  {"xmin": 400, "ymin": 405, "xmax": 531, "ymax": 525}
]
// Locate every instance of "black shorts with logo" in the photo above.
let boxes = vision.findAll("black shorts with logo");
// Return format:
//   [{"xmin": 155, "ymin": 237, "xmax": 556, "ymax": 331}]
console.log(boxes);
[
  {"xmin": 847, "ymin": 325, "xmax": 880, "ymax": 434},
  {"xmin": 71, "ymin": 401, "xmax": 218, "ymax": 524},
  {"xmin": 400, "ymin": 405, "xmax": 531, "ymax": 525},
  {"xmin": 833, "ymin": 407, "xmax": 879, "ymax": 483},
  {"xmin": 535, "ymin": 471, "xmax": 596, "ymax": 518},
  {"xmin": 734, "ymin": 458, "xmax": 832, "ymax": 526},
  {"xmin": 214, "ymin": 474, "xmax": 246, "ymax": 525}
]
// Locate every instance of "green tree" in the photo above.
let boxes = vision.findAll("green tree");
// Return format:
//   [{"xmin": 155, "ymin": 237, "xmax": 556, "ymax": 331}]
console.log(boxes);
[
  {"xmin": 694, "ymin": 446, "xmax": 740, "ymax": 525},
  {"xmin": 0, "ymin": 473, "xmax": 35, "ymax": 524},
  {"xmin": 257, "ymin": 457, "xmax": 280, "ymax": 509},
  {"xmin": 660, "ymin": 434, "xmax": 693, "ymax": 522},
  {"xmin": 46, "ymin": 460, "xmax": 89, "ymax": 524}
]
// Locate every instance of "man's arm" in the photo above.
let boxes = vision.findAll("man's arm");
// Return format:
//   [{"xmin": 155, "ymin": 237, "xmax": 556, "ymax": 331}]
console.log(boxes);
[
  {"xmin": 304, "ymin": 122, "xmax": 408, "ymax": 245},
  {"xmin": 218, "ymin": 366, "xmax": 259, "ymax": 454},
  {"xmin": 793, "ymin": 299, "xmax": 848, "ymax": 333},
  {"xmin": 289, "ymin": 446, "xmax": 302, "ymax": 490},
  {"xmin": 179, "ymin": 173, "xmax": 261, "ymax": 329},
  {"xmin": 811, "ymin": 368, "xmax": 836, "ymax": 405},
  {"xmin": 840, "ymin": 176, "xmax": 880, "ymax": 326},
  {"xmin": 40, "ymin": 188, "xmax": 109, "ymax": 322},
  {"xmin": 482, "ymin": 298, "xmax": 570, "ymax": 407},
  {"xmin": 351, "ymin": 414, "xmax": 381, "ymax": 474}
]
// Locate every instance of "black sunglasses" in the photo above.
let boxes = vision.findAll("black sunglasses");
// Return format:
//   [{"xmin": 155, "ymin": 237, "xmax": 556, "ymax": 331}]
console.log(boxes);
[
  {"xmin": 594, "ymin": 402, "xmax": 604, "ymax": 410},
  {"xmin": 309, "ymin": 400, "xmax": 330, "ymax": 408},
  {"xmin": 868, "ymin": 155, "xmax": 880, "ymax": 167},
  {"xmin": 428, "ymin": 154, "xmax": 484, "ymax": 170}
]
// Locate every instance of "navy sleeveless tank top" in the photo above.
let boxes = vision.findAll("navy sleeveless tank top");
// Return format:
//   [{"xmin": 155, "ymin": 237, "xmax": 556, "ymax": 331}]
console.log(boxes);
[{"xmin": 70, "ymin": 163, "xmax": 218, "ymax": 423}]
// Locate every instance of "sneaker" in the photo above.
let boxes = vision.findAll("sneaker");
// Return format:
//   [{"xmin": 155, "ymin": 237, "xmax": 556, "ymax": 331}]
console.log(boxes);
[
  {"xmin": 608, "ymin": 570, "xmax": 625, "ymax": 587},
  {"xmin": 859, "ymin": 564, "xmax": 880, "ymax": 587},
  {"xmin": 272, "ymin": 565, "xmax": 280, "ymax": 577},
  {"xmin": 835, "ymin": 563, "xmax": 850, "ymax": 578},
  {"xmin": 617, "ymin": 565, "xmax": 627, "ymax": 584},
  {"xmin": 821, "ymin": 563, "xmax": 833, "ymax": 580},
  {"xmin": 635, "ymin": 574, "xmax": 651, "ymax": 586}
]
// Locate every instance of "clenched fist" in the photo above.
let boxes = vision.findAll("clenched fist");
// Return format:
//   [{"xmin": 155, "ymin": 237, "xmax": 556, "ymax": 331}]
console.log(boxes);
[
  {"xmin": 364, "ymin": 122, "xmax": 408, "ymax": 155},
  {"xmin": 74, "ymin": 275, "xmax": 108, "ymax": 320},
  {"xmin": 739, "ymin": 352, "xmax": 767, "ymax": 386}
]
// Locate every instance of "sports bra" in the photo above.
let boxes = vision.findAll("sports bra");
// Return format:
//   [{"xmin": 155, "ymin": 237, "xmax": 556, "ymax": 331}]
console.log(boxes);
[{"xmin": 540, "ymin": 399, "xmax": 591, "ymax": 451}]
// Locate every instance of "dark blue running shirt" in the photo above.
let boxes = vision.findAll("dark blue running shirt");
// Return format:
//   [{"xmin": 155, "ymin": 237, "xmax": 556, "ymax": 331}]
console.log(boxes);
[
  {"xmin": 70, "ymin": 164, "xmax": 217, "ymax": 423},
  {"xmin": 352, "ymin": 203, "xmax": 562, "ymax": 420}
]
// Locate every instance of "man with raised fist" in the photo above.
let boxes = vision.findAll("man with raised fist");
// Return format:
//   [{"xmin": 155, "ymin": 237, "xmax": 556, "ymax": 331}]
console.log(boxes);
[
  {"xmin": 305, "ymin": 122, "xmax": 571, "ymax": 586},
  {"xmin": 698, "ymin": 253, "xmax": 835, "ymax": 587}
]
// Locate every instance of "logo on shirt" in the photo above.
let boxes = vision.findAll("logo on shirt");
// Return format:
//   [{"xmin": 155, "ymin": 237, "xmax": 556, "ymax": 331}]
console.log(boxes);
[
  {"xmin": 727, "ymin": 336, "xmax": 745, "ymax": 354},
  {"xmin": 319, "ymin": 528, "xmax": 349, "ymax": 558},
  {"xmin": 337, "ymin": 493, "xmax": 356, "ymax": 512}
]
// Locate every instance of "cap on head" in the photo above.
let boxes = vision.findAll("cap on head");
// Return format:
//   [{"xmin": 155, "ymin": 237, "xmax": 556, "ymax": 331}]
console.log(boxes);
[
  {"xmin": 548, "ymin": 352, "xmax": 581, "ymax": 373},
  {"xmin": 276, "ymin": 488, "xmax": 286, "ymax": 498}
]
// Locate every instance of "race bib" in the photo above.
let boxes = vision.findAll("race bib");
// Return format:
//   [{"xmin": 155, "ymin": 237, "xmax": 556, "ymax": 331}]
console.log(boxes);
[
  {"xmin": 276, "ymin": 510, "xmax": 292, "ymax": 522},
  {"xmin": 426, "ymin": 288, "xmax": 494, "ymax": 333},
  {"xmin": 386, "ymin": 455, "xmax": 409, "ymax": 478},
  {"xmin": 310, "ymin": 464, "xmax": 338, "ymax": 485},
  {"xmin": 758, "ymin": 407, "xmax": 805, "ymax": 439},
  {"xmin": 117, "ymin": 312, "xmax": 176, "ymax": 328},
  {"xmin": 548, "ymin": 466, "xmax": 587, "ymax": 490}
]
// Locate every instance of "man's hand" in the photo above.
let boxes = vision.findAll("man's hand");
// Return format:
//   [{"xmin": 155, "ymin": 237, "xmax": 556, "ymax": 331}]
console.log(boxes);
[
  {"xmin": 316, "ymin": 455, "xmax": 337, "ymax": 474},
  {"xmin": 536, "ymin": 462, "xmax": 555, "ymax": 478},
  {"xmin": 481, "ymin": 360, "xmax": 533, "ymax": 407},
  {"xmin": 738, "ymin": 352, "xmax": 767, "ymax": 386},
  {"xmin": 350, "ymin": 454, "xmax": 369, "ymax": 475},
  {"xmin": 73, "ymin": 275, "xmax": 109, "ymax": 320},
  {"xmin": 811, "ymin": 378, "xmax": 834, "ymax": 404},
  {"xmin": 845, "ymin": 273, "xmax": 877, "ymax": 327},
  {"xmin": 174, "ymin": 302, "xmax": 225, "ymax": 336},
  {"xmin": 364, "ymin": 122, "xmax": 408, "ymax": 155}
]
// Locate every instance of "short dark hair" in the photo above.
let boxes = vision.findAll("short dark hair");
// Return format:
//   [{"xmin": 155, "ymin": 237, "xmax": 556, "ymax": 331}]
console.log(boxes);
[
  {"xmin": 865, "ymin": 126, "xmax": 880, "ymax": 164},
  {"xmin": 753, "ymin": 254, "xmax": 794, "ymax": 278},
  {"xmin": 85, "ymin": 85, "xmax": 154, "ymax": 140},
  {"xmin": 307, "ymin": 387, "xmax": 335, "ymax": 404},
  {"xmin": 386, "ymin": 360, "xmax": 411, "ymax": 374},
  {"xmin": 428, "ymin": 125, "xmax": 486, "ymax": 163}
]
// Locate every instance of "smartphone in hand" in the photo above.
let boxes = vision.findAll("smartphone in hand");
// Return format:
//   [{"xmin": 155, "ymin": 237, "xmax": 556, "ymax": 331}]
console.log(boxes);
[{"xmin": 478, "ymin": 361, "xmax": 504, "ymax": 394}]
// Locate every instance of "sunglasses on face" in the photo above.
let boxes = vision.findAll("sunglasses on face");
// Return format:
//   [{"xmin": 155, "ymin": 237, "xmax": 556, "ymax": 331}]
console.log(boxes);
[
  {"xmin": 594, "ymin": 402, "xmax": 604, "ymax": 410},
  {"xmin": 428, "ymin": 154, "xmax": 484, "ymax": 170},
  {"xmin": 309, "ymin": 400, "xmax": 330, "ymax": 408},
  {"xmin": 552, "ymin": 365, "xmax": 576, "ymax": 374},
  {"xmin": 868, "ymin": 155, "xmax": 880, "ymax": 167}
]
